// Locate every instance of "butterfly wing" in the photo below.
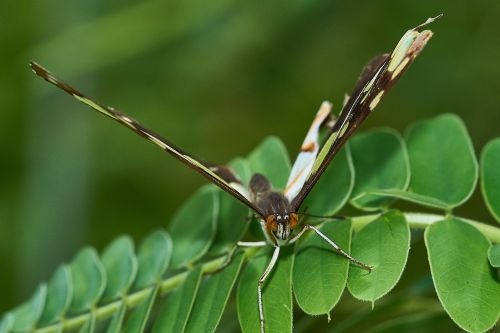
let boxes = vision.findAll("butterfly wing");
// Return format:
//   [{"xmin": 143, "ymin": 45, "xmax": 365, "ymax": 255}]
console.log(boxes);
[
  {"xmin": 284, "ymin": 101, "xmax": 334, "ymax": 201},
  {"xmin": 290, "ymin": 18, "xmax": 437, "ymax": 210},
  {"xmin": 30, "ymin": 62, "xmax": 263, "ymax": 217}
]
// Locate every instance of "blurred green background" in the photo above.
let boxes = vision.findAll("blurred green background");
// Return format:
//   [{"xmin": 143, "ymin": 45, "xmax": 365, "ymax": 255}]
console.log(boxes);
[{"xmin": 1, "ymin": 0, "xmax": 499, "ymax": 326}]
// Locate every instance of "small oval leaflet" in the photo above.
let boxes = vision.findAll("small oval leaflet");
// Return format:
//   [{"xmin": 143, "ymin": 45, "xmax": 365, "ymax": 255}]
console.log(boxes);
[
  {"xmin": 425, "ymin": 218, "xmax": 500, "ymax": 333},
  {"xmin": 347, "ymin": 210, "xmax": 410, "ymax": 303}
]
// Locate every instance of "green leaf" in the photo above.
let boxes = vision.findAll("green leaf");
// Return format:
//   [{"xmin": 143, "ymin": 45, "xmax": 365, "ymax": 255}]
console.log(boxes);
[
  {"xmin": 210, "ymin": 190, "xmax": 249, "ymax": 255},
  {"xmin": 347, "ymin": 210, "xmax": 410, "ymax": 303},
  {"xmin": 481, "ymin": 138, "xmax": 500, "ymax": 222},
  {"xmin": 237, "ymin": 246, "xmax": 294, "ymax": 333},
  {"xmin": 122, "ymin": 286, "xmax": 158, "ymax": 333},
  {"xmin": 488, "ymin": 244, "xmax": 500, "ymax": 268},
  {"xmin": 230, "ymin": 157, "xmax": 253, "ymax": 186},
  {"xmin": 38, "ymin": 265, "xmax": 72, "ymax": 326},
  {"xmin": 293, "ymin": 219, "xmax": 352, "ymax": 315},
  {"xmin": 363, "ymin": 189, "xmax": 450, "ymax": 210},
  {"xmin": 425, "ymin": 218, "xmax": 500, "ymax": 332},
  {"xmin": 69, "ymin": 247, "xmax": 106, "ymax": 314},
  {"xmin": 210, "ymin": 159, "xmax": 252, "ymax": 254},
  {"xmin": 0, "ymin": 314, "xmax": 13, "ymax": 333},
  {"xmin": 349, "ymin": 128, "xmax": 410, "ymax": 211},
  {"xmin": 170, "ymin": 186, "xmax": 219, "ymax": 268},
  {"xmin": 303, "ymin": 146, "xmax": 354, "ymax": 215},
  {"xmin": 248, "ymin": 136, "xmax": 291, "ymax": 189},
  {"xmin": 185, "ymin": 252, "xmax": 245, "ymax": 332},
  {"xmin": 78, "ymin": 315, "xmax": 96, "ymax": 333},
  {"xmin": 405, "ymin": 114, "xmax": 478, "ymax": 208},
  {"xmin": 106, "ymin": 303, "xmax": 127, "ymax": 333},
  {"xmin": 10, "ymin": 284, "xmax": 46, "ymax": 332},
  {"xmin": 134, "ymin": 230, "xmax": 172, "ymax": 289},
  {"xmin": 101, "ymin": 236, "xmax": 137, "ymax": 302},
  {"xmin": 152, "ymin": 267, "xmax": 203, "ymax": 333}
]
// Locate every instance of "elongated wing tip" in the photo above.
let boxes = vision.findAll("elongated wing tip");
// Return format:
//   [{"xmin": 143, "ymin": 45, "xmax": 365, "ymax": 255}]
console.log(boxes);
[
  {"xmin": 29, "ymin": 61, "xmax": 46, "ymax": 77},
  {"xmin": 413, "ymin": 13, "xmax": 444, "ymax": 31},
  {"xmin": 29, "ymin": 61, "xmax": 58, "ymax": 85},
  {"xmin": 29, "ymin": 61, "xmax": 85, "ymax": 98}
]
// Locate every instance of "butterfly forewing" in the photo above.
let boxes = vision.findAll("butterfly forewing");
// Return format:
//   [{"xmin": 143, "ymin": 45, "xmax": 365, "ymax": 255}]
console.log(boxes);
[
  {"xmin": 290, "ymin": 21, "xmax": 436, "ymax": 210},
  {"xmin": 30, "ymin": 62, "xmax": 263, "ymax": 217}
]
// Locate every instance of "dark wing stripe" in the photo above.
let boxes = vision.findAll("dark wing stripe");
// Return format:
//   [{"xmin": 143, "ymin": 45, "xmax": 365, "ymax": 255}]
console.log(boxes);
[
  {"xmin": 30, "ymin": 62, "xmax": 264, "ymax": 217},
  {"xmin": 291, "ymin": 17, "xmax": 438, "ymax": 210}
]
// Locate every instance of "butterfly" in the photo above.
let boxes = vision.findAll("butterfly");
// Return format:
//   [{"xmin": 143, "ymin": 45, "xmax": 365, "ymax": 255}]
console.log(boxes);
[{"xmin": 30, "ymin": 15, "xmax": 439, "ymax": 333}]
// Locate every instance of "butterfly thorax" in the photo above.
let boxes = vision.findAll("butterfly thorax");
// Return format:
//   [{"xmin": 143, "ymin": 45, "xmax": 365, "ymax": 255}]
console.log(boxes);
[{"xmin": 250, "ymin": 173, "xmax": 298, "ymax": 242}]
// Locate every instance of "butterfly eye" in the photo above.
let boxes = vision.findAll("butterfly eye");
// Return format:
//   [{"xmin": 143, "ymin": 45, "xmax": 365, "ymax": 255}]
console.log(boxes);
[
  {"xmin": 265, "ymin": 215, "xmax": 278, "ymax": 231},
  {"xmin": 284, "ymin": 215, "xmax": 289, "ymax": 221},
  {"xmin": 290, "ymin": 213, "xmax": 298, "ymax": 229},
  {"xmin": 276, "ymin": 215, "xmax": 282, "ymax": 222}
]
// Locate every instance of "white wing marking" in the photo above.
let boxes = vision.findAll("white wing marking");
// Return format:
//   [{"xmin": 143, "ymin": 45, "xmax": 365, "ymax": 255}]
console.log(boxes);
[{"xmin": 284, "ymin": 101, "xmax": 333, "ymax": 201}]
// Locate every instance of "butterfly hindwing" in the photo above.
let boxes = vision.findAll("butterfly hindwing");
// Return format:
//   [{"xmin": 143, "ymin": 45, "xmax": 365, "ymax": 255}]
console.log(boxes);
[
  {"xmin": 30, "ymin": 62, "xmax": 263, "ymax": 216},
  {"xmin": 284, "ymin": 101, "xmax": 334, "ymax": 201},
  {"xmin": 290, "ymin": 18, "xmax": 437, "ymax": 210}
]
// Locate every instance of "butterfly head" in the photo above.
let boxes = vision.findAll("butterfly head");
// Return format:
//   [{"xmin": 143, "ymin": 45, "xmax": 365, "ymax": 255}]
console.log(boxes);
[{"xmin": 266, "ymin": 213, "xmax": 298, "ymax": 240}]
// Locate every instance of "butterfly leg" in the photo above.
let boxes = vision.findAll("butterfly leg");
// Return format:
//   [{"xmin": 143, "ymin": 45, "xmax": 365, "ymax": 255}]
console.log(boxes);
[
  {"xmin": 258, "ymin": 245, "xmax": 280, "ymax": 333},
  {"xmin": 289, "ymin": 224, "xmax": 372, "ymax": 272},
  {"xmin": 211, "ymin": 241, "xmax": 268, "ymax": 274}
]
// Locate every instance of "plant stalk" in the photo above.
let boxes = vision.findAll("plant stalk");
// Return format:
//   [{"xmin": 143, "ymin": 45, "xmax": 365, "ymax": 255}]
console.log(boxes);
[{"xmin": 32, "ymin": 212, "xmax": 500, "ymax": 333}]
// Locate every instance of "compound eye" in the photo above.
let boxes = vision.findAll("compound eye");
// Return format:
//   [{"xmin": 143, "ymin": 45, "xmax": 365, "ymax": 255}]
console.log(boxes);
[
  {"xmin": 265, "ymin": 215, "xmax": 278, "ymax": 231},
  {"xmin": 276, "ymin": 215, "xmax": 282, "ymax": 222},
  {"xmin": 290, "ymin": 213, "xmax": 298, "ymax": 229},
  {"xmin": 284, "ymin": 215, "xmax": 289, "ymax": 221}
]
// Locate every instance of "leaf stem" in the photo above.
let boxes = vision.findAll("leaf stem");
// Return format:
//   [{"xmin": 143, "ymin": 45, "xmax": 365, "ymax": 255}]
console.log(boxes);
[
  {"xmin": 351, "ymin": 212, "xmax": 500, "ymax": 243},
  {"xmin": 32, "ymin": 212, "xmax": 500, "ymax": 332},
  {"xmin": 33, "ymin": 247, "xmax": 259, "ymax": 333}
]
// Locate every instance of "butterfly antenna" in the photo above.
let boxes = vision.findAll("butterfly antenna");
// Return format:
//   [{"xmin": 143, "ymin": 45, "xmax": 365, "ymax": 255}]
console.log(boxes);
[{"xmin": 296, "ymin": 212, "xmax": 347, "ymax": 221}]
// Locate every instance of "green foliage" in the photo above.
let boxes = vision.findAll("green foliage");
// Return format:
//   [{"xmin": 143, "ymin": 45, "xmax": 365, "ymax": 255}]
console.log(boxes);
[
  {"xmin": 403, "ymin": 114, "xmax": 478, "ymax": 208},
  {"xmin": 0, "ymin": 315, "xmax": 13, "ymax": 333},
  {"xmin": 10, "ymin": 285, "xmax": 46, "ymax": 332},
  {"xmin": 293, "ymin": 219, "xmax": 352, "ymax": 315},
  {"xmin": 425, "ymin": 218, "xmax": 500, "ymax": 333},
  {"xmin": 481, "ymin": 138, "xmax": 500, "ymax": 222},
  {"xmin": 247, "ymin": 136, "xmax": 291, "ymax": 189},
  {"xmin": 152, "ymin": 267, "xmax": 202, "ymax": 333},
  {"xmin": 133, "ymin": 231, "xmax": 172, "ymax": 288},
  {"xmin": 169, "ymin": 186, "xmax": 218, "ymax": 268},
  {"xmin": 488, "ymin": 244, "xmax": 500, "ymax": 268},
  {"xmin": 69, "ymin": 248, "xmax": 106, "ymax": 314},
  {"xmin": 238, "ymin": 247, "xmax": 294, "ymax": 333},
  {"xmin": 122, "ymin": 285, "xmax": 158, "ymax": 333},
  {"xmin": 38, "ymin": 265, "xmax": 71, "ymax": 326},
  {"xmin": 347, "ymin": 210, "xmax": 410, "ymax": 303},
  {"xmin": 210, "ymin": 159, "xmax": 252, "ymax": 255},
  {"xmin": 350, "ymin": 129, "xmax": 410, "ymax": 211},
  {"xmin": 2, "ymin": 113, "xmax": 500, "ymax": 333},
  {"xmin": 303, "ymin": 146, "xmax": 354, "ymax": 215},
  {"xmin": 185, "ymin": 252, "xmax": 244, "ymax": 333},
  {"xmin": 100, "ymin": 236, "xmax": 137, "ymax": 302}
]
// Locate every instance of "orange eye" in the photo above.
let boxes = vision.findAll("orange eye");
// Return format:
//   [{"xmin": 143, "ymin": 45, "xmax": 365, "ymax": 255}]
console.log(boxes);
[
  {"xmin": 265, "ymin": 215, "xmax": 278, "ymax": 231},
  {"xmin": 290, "ymin": 213, "xmax": 298, "ymax": 229}
]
